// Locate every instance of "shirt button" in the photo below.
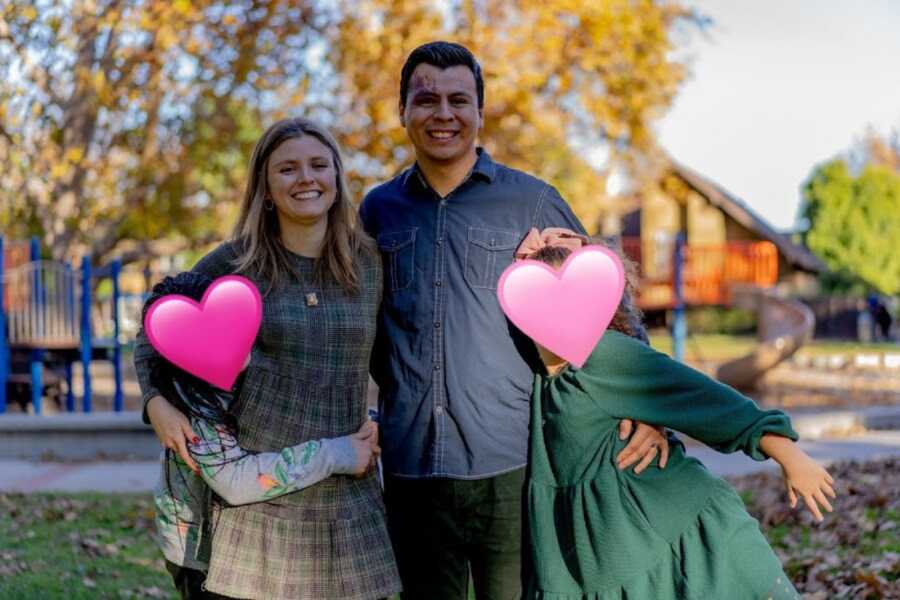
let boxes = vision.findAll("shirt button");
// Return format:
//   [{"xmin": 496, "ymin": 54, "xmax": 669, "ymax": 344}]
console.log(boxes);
[
  {"xmin": 434, "ymin": 364, "xmax": 441, "ymax": 371},
  {"xmin": 436, "ymin": 239, "xmax": 443, "ymax": 246},
  {"xmin": 434, "ymin": 280, "xmax": 442, "ymax": 287},
  {"xmin": 435, "ymin": 406, "xmax": 444, "ymax": 415},
  {"xmin": 434, "ymin": 322, "xmax": 441, "ymax": 329}
]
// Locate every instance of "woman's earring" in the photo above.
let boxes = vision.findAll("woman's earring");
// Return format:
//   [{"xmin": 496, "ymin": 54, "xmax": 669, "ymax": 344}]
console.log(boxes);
[{"xmin": 264, "ymin": 198, "xmax": 274, "ymax": 211}]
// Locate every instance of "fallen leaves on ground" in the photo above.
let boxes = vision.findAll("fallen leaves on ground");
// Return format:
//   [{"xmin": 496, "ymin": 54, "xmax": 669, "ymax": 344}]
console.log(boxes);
[
  {"xmin": 728, "ymin": 457, "xmax": 900, "ymax": 599},
  {"xmin": 1, "ymin": 459, "xmax": 898, "ymax": 598}
]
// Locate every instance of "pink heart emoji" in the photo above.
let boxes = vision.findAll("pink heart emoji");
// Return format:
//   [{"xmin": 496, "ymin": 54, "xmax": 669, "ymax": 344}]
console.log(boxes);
[
  {"xmin": 144, "ymin": 275, "xmax": 262, "ymax": 390},
  {"xmin": 497, "ymin": 245, "xmax": 625, "ymax": 368}
]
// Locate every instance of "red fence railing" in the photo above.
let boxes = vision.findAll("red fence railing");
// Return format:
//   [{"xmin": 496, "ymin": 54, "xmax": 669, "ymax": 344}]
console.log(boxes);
[{"xmin": 619, "ymin": 237, "xmax": 778, "ymax": 309}]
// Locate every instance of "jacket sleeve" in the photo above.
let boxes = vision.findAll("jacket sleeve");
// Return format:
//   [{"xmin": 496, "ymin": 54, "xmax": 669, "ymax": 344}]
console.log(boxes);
[
  {"xmin": 558, "ymin": 332, "xmax": 798, "ymax": 460},
  {"xmin": 187, "ymin": 417, "xmax": 360, "ymax": 506},
  {"xmin": 133, "ymin": 332, "xmax": 164, "ymax": 424}
]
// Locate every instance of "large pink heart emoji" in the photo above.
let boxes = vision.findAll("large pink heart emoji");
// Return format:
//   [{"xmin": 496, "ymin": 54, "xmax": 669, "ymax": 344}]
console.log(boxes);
[
  {"xmin": 144, "ymin": 275, "xmax": 262, "ymax": 390},
  {"xmin": 497, "ymin": 245, "xmax": 625, "ymax": 368}
]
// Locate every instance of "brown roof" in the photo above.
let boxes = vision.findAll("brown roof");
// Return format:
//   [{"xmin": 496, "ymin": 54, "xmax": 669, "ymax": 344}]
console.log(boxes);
[{"xmin": 671, "ymin": 161, "xmax": 826, "ymax": 274}]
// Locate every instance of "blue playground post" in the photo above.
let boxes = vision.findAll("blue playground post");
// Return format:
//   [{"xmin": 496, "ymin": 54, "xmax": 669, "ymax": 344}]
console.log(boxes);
[
  {"xmin": 672, "ymin": 233, "xmax": 687, "ymax": 363},
  {"xmin": 80, "ymin": 256, "xmax": 92, "ymax": 413},
  {"xmin": 111, "ymin": 259, "xmax": 123, "ymax": 412},
  {"xmin": 65, "ymin": 262, "xmax": 76, "ymax": 412},
  {"xmin": 0, "ymin": 236, "xmax": 7, "ymax": 414},
  {"xmin": 0, "ymin": 239, "xmax": 122, "ymax": 415},
  {"xmin": 29, "ymin": 236, "xmax": 43, "ymax": 414}
]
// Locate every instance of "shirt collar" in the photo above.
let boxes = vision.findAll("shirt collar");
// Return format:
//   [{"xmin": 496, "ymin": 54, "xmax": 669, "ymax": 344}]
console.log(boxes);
[{"xmin": 402, "ymin": 147, "xmax": 497, "ymax": 192}]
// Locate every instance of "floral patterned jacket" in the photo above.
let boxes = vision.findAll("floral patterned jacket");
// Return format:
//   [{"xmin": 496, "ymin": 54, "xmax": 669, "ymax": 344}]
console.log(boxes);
[{"xmin": 153, "ymin": 416, "xmax": 358, "ymax": 571}]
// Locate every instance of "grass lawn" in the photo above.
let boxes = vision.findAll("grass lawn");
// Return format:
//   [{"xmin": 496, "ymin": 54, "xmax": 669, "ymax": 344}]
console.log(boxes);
[
  {"xmin": 0, "ymin": 493, "xmax": 171, "ymax": 599},
  {"xmin": 648, "ymin": 332, "xmax": 899, "ymax": 363},
  {"xmin": 2, "ymin": 458, "xmax": 898, "ymax": 598}
]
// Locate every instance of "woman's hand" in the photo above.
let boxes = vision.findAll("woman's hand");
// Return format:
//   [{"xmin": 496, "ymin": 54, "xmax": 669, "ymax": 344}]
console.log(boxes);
[
  {"xmin": 348, "ymin": 420, "xmax": 381, "ymax": 476},
  {"xmin": 147, "ymin": 395, "xmax": 199, "ymax": 474},
  {"xmin": 616, "ymin": 420, "xmax": 670, "ymax": 474}
]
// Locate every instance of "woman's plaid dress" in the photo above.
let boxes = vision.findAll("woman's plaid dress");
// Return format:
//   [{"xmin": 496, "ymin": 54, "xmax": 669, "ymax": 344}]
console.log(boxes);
[{"xmin": 136, "ymin": 241, "xmax": 401, "ymax": 600}]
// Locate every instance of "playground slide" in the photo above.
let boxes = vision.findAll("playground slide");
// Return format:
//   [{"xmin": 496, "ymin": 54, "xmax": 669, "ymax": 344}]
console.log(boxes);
[{"xmin": 715, "ymin": 285, "xmax": 815, "ymax": 390}]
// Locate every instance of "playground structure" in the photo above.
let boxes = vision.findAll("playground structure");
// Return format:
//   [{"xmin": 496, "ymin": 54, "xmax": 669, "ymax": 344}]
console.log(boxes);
[
  {"xmin": 621, "ymin": 235, "xmax": 815, "ymax": 389},
  {"xmin": 0, "ymin": 236, "xmax": 124, "ymax": 414}
]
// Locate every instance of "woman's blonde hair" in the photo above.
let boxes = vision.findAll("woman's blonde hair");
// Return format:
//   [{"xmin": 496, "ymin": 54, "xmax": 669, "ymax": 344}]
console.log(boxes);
[
  {"xmin": 529, "ymin": 244, "xmax": 644, "ymax": 338},
  {"xmin": 231, "ymin": 117, "xmax": 375, "ymax": 294}
]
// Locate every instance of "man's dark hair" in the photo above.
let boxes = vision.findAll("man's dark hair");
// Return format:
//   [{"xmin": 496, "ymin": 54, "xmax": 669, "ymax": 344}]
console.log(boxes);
[{"xmin": 400, "ymin": 41, "xmax": 484, "ymax": 109}]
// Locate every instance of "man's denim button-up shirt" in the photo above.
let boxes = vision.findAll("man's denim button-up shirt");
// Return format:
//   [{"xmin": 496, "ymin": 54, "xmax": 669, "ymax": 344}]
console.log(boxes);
[{"xmin": 360, "ymin": 149, "xmax": 585, "ymax": 479}]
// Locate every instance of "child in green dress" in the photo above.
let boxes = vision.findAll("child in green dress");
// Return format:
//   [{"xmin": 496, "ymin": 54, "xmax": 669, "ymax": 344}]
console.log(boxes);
[{"xmin": 520, "ymin": 244, "xmax": 835, "ymax": 600}]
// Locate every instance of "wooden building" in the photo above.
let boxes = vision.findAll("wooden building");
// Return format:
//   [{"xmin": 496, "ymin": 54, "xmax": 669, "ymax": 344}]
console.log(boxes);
[{"xmin": 618, "ymin": 161, "xmax": 824, "ymax": 310}]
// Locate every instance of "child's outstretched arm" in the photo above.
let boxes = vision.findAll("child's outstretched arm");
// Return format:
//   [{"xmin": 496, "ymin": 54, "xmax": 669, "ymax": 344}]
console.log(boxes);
[
  {"xmin": 180, "ymin": 419, "xmax": 378, "ymax": 505},
  {"xmin": 560, "ymin": 332, "xmax": 798, "ymax": 461},
  {"xmin": 759, "ymin": 434, "xmax": 836, "ymax": 522}
]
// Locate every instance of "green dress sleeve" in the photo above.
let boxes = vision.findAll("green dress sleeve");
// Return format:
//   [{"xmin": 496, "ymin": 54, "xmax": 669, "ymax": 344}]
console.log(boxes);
[{"xmin": 554, "ymin": 331, "xmax": 798, "ymax": 460}]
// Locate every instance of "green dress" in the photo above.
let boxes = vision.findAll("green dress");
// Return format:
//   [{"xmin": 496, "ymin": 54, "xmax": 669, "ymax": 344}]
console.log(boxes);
[{"xmin": 526, "ymin": 331, "xmax": 801, "ymax": 599}]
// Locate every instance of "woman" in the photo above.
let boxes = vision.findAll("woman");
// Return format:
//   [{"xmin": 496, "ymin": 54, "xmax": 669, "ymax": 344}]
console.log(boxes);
[{"xmin": 134, "ymin": 117, "xmax": 401, "ymax": 599}]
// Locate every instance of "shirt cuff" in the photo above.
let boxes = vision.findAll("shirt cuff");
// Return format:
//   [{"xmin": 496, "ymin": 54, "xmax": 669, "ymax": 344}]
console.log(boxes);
[
  {"xmin": 747, "ymin": 412, "xmax": 799, "ymax": 461},
  {"xmin": 322, "ymin": 436, "xmax": 359, "ymax": 475}
]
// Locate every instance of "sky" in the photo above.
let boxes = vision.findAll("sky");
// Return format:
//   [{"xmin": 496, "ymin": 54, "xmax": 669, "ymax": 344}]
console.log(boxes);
[{"xmin": 657, "ymin": 0, "xmax": 900, "ymax": 231}]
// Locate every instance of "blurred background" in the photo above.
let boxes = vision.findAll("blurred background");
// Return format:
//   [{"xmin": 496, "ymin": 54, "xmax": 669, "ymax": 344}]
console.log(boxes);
[
  {"xmin": 1, "ymin": 1, "xmax": 899, "ymax": 598},
  {"xmin": 2, "ymin": 0, "xmax": 897, "ymax": 409}
]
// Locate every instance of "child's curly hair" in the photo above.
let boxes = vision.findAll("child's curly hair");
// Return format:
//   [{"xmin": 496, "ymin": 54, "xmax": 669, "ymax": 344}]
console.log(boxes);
[
  {"xmin": 141, "ymin": 271, "xmax": 237, "ymax": 430},
  {"xmin": 528, "ymin": 244, "xmax": 644, "ymax": 338}
]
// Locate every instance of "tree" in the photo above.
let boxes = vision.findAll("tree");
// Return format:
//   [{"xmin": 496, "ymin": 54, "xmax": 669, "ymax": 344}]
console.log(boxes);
[
  {"xmin": 0, "ymin": 0, "xmax": 319, "ymax": 266},
  {"xmin": 801, "ymin": 158, "xmax": 900, "ymax": 295},
  {"xmin": 1, "ymin": 0, "xmax": 700, "ymax": 268},
  {"xmin": 326, "ymin": 0, "xmax": 701, "ymax": 233}
]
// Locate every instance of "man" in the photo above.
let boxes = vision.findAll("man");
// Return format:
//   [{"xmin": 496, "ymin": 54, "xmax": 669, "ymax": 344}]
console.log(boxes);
[{"xmin": 360, "ymin": 41, "xmax": 668, "ymax": 599}]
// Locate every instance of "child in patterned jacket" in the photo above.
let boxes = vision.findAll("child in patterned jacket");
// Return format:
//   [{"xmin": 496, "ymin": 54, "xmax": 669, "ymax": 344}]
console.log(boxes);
[{"xmin": 141, "ymin": 271, "xmax": 378, "ymax": 599}]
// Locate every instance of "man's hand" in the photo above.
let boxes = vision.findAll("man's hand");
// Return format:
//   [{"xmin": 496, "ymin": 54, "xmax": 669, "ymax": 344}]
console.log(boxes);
[
  {"xmin": 147, "ymin": 395, "xmax": 199, "ymax": 474},
  {"xmin": 540, "ymin": 227, "xmax": 589, "ymax": 246},
  {"xmin": 616, "ymin": 420, "xmax": 669, "ymax": 474}
]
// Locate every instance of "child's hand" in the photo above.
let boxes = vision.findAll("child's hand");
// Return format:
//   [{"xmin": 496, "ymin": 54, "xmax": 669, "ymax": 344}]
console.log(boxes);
[{"xmin": 780, "ymin": 453, "xmax": 836, "ymax": 522}]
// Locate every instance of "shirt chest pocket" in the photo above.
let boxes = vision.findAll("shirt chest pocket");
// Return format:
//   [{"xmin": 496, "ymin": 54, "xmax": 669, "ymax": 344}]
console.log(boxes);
[
  {"xmin": 464, "ymin": 227, "xmax": 520, "ymax": 290},
  {"xmin": 377, "ymin": 229, "xmax": 416, "ymax": 292}
]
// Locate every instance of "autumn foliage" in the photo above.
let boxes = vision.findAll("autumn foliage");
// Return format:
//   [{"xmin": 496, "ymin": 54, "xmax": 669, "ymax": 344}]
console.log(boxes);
[{"xmin": 0, "ymin": 1, "xmax": 700, "ymax": 267}]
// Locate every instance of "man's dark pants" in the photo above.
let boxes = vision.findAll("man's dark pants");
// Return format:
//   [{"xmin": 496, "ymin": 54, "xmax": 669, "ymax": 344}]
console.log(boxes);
[{"xmin": 385, "ymin": 467, "xmax": 526, "ymax": 600}]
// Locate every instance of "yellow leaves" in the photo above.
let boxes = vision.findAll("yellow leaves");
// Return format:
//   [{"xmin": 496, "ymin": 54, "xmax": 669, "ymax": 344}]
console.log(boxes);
[
  {"xmin": 92, "ymin": 69, "xmax": 106, "ymax": 91},
  {"xmin": 156, "ymin": 25, "xmax": 179, "ymax": 51},
  {"xmin": 50, "ymin": 162, "xmax": 70, "ymax": 180},
  {"xmin": 332, "ymin": 0, "xmax": 696, "ymax": 230},
  {"xmin": 20, "ymin": 6, "xmax": 38, "ymax": 21},
  {"xmin": 90, "ymin": 69, "xmax": 117, "ymax": 105},
  {"xmin": 174, "ymin": 0, "xmax": 194, "ymax": 17},
  {"xmin": 65, "ymin": 147, "xmax": 84, "ymax": 164}
]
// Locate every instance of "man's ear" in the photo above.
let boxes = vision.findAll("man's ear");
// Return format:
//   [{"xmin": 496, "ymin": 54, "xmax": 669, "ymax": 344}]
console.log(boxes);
[
  {"xmin": 478, "ymin": 107, "xmax": 484, "ymax": 129},
  {"xmin": 398, "ymin": 101, "xmax": 406, "ymax": 128}
]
